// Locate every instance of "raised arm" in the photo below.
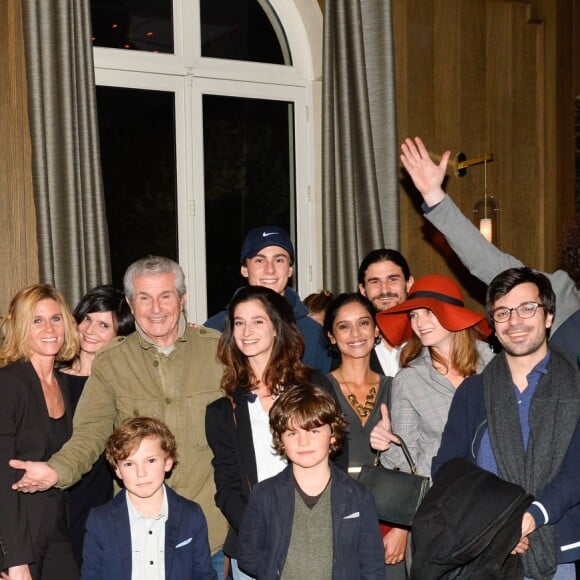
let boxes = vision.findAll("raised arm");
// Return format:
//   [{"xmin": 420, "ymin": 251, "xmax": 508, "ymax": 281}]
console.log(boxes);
[
  {"xmin": 400, "ymin": 136, "xmax": 449, "ymax": 207},
  {"xmin": 401, "ymin": 136, "xmax": 524, "ymax": 279},
  {"xmin": 402, "ymin": 137, "xmax": 580, "ymax": 338}
]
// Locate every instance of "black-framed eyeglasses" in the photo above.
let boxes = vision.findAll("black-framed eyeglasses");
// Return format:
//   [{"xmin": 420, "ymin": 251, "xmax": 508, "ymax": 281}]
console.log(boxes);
[{"xmin": 491, "ymin": 301, "xmax": 546, "ymax": 323}]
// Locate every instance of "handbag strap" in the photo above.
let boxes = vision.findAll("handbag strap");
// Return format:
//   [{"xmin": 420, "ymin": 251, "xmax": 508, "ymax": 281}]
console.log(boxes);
[{"xmin": 373, "ymin": 433, "xmax": 419, "ymax": 475}]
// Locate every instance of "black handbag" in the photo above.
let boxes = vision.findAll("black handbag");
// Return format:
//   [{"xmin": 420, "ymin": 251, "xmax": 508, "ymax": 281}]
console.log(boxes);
[{"xmin": 358, "ymin": 434, "xmax": 430, "ymax": 527}]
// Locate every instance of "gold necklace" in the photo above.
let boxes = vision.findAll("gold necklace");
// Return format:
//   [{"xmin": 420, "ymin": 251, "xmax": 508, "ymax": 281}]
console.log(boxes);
[{"xmin": 338, "ymin": 371, "xmax": 377, "ymax": 418}]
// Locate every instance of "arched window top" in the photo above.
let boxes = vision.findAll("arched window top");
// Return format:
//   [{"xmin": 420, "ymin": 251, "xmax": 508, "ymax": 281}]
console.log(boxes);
[
  {"xmin": 91, "ymin": 0, "xmax": 323, "ymax": 320},
  {"xmin": 200, "ymin": 0, "xmax": 292, "ymax": 65},
  {"xmin": 91, "ymin": 0, "xmax": 174, "ymax": 53},
  {"xmin": 91, "ymin": 0, "xmax": 293, "ymax": 66}
]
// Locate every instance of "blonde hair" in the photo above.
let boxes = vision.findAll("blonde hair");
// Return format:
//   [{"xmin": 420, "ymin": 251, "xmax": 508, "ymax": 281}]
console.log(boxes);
[
  {"xmin": 399, "ymin": 328, "xmax": 482, "ymax": 377},
  {"xmin": 0, "ymin": 284, "xmax": 79, "ymax": 367}
]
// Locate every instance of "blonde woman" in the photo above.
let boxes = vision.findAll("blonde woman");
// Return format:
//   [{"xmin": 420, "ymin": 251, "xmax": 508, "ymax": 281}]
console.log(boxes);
[{"xmin": 0, "ymin": 285, "xmax": 79, "ymax": 580}]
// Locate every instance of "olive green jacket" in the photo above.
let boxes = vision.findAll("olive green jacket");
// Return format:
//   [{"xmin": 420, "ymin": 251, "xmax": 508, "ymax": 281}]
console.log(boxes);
[{"xmin": 49, "ymin": 323, "xmax": 228, "ymax": 552}]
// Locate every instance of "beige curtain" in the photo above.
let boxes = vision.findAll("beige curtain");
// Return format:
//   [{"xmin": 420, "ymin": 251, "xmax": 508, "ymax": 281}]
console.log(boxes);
[
  {"xmin": 322, "ymin": 0, "xmax": 399, "ymax": 292},
  {"xmin": 21, "ymin": 0, "xmax": 111, "ymax": 306}
]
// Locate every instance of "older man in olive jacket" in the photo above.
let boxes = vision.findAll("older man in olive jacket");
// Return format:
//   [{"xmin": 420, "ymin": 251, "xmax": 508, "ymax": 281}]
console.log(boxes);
[{"xmin": 9, "ymin": 256, "xmax": 228, "ymax": 577}]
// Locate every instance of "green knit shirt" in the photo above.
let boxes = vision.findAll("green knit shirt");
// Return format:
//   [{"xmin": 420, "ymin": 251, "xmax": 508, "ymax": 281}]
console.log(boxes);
[{"xmin": 281, "ymin": 480, "xmax": 333, "ymax": 579}]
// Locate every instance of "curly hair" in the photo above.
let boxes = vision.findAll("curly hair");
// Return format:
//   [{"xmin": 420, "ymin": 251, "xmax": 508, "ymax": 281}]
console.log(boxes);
[
  {"xmin": 105, "ymin": 416, "xmax": 178, "ymax": 469},
  {"xmin": 270, "ymin": 384, "xmax": 348, "ymax": 458},
  {"xmin": 0, "ymin": 284, "xmax": 79, "ymax": 367},
  {"xmin": 217, "ymin": 286, "xmax": 310, "ymax": 396}
]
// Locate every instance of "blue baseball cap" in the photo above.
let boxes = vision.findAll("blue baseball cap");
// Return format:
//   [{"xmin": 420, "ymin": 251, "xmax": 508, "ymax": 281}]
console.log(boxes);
[{"xmin": 240, "ymin": 226, "xmax": 295, "ymax": 264}]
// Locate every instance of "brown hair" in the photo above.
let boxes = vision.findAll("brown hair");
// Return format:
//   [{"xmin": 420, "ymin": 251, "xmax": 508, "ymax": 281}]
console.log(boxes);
[
  {"xmin": 304, "ymin": 289, "xmax": 335, "ymax": 316},
  {"xmin": 399, "ymin": 327, "xmax": 482, "ymax": 377},
  {"xmin": 270, "ymin": 384, "xmax": 348, "ymax": 458},
  {"xmin": 0, "ymin": 284, "xmax": 79, "ymax": 367},
  {"xmin": 217, "ymin": 286, "xmax": 310, "ymax": 396},
  {"xmin": 105, "ymin": 417, "xmax": 178, "ymax": 469}
]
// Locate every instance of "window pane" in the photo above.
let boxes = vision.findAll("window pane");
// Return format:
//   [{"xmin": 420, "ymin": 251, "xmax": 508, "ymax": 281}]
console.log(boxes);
[
  {"xmin": 203, "ymin": 95, "xmax": 295, "ymax": 315},
  {"xmin": 200, "ymin": 0, "xmax": 291, "ymax": 65},
  {"xmin": 91, "ymin": 0, "xmax": 173, "ymax": 53},
  {"xmin": 96, "ymin": 86, "xmax": 177, "ymax": 287}
]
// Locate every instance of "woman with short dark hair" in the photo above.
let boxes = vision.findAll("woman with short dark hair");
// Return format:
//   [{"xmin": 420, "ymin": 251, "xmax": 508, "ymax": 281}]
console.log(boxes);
[{"xmin": 60, "ymin": 285, "xmax": 134, "ymax": 567}]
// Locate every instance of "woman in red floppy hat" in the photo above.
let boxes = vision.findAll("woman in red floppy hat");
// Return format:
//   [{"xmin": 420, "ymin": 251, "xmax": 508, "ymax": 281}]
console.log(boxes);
[{"xmin": 369, "ymin": 274, "xmax": 494, "ymax": 479}]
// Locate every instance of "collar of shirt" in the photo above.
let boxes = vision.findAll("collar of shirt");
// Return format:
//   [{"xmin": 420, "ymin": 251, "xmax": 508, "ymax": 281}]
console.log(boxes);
[
  {"xmin": 126, "ymin": 485, "xmax": 169, "ymax": 580},
  {"xmin": 126, "ymin": 484, "xmax": 169, "ymax": 524},
  {"xmin": 516, "ymin": 349, "xmax": 551, "ymax": 397},
  {"xmin": 374, "ymin": 340, "xmax": 402, "ymax": 376}
]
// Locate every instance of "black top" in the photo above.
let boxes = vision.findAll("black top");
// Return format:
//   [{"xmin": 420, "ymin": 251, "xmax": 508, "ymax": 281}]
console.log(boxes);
[
  {"xmin": 327, "ymin": 374, "xmax": 392, "ymax": 469},
  {"xmin": 66, "ymin": 374, "xmax": 114, "ymax": 567},
  {"xmin": 50, "ymin": 414, "xmax": 69, "ymax": 455},
  {"xmin": 0, "ymin": 361, "xmax": 73, "ymax": 570}
]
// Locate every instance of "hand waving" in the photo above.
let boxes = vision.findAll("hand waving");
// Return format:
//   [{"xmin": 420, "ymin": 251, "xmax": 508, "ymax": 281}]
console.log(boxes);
[{"xmin": 400, "ymin": 136, "xmax": 449, "ymax": 207}]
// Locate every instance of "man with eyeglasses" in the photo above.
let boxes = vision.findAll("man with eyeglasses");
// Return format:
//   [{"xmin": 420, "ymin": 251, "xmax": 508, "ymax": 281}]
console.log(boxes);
[
  {"xmin": 433, "ymin": 267, "xmax": 580, "ymax": 580},
  {"xmin": 399, "ymin": 136, "xmax": 580, "ymax": 361}
]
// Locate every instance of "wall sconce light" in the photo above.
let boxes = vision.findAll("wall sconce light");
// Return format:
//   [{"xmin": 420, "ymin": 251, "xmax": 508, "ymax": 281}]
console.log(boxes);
[
  {"xmin": 451, "ymin": 151, "xmax": 500, "ymax": 245},
  {"xmin": 472, "ymin": 157, "xmax": 499, "ymax": 244}
]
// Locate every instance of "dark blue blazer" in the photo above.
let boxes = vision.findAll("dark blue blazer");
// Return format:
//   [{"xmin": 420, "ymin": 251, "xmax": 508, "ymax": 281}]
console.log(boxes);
[
  {"xmin": 81, "ymin": 486, "xmax": 217, "ymax": 580},
  {"xmin": 238, "ymin": 463, "xmax": 384, "ymax": 579}
]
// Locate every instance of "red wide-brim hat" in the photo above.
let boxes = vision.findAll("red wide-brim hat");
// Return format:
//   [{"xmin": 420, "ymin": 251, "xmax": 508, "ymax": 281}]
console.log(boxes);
[{"xmin": 376, "ymin": 274, "xmax": 492, "ymax": 346}]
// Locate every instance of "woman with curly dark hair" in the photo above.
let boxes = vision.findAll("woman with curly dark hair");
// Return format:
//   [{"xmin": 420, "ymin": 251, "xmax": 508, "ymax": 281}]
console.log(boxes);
[{"xmin": 205, "ymin": 286, "xmax": 344, "ymax": 580}]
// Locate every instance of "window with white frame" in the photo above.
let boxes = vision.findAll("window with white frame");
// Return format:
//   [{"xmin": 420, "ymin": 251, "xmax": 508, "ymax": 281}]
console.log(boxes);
[{"xmin": 91, "ymin": 0, "xmax": 322, "ymax": 322}]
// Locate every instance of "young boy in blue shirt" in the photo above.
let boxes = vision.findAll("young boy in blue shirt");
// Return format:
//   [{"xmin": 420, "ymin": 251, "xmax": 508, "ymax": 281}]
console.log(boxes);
[
  {"xmin": 238, "ymin": 384, "xmax": 384, "ymax": 579},
  {"xmin": 81, "ymin": 417, "xmax": 216, "ymax": 579}
]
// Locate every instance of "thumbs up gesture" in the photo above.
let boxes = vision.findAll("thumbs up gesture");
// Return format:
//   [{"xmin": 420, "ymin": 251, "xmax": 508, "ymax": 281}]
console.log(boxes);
[{"xmin": 369, "ymin": 403, "xmax": 401, "ymax": 451}]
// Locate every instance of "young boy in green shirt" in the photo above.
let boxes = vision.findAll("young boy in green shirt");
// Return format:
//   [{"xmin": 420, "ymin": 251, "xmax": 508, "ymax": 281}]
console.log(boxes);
[{"xmin": 238, "ymin": 384, "xmax": 384, "ymax": 579}]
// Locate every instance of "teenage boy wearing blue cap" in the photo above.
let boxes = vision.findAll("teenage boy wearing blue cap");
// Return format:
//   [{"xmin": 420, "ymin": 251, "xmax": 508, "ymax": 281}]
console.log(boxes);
[{"xmin": 204, "ymin": 226, "xmax": 332, "ymax": 373}]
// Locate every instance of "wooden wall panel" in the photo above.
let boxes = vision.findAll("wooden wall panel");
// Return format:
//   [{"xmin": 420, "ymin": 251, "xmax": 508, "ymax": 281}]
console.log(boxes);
[
  {"xmin": 393, "ymin": 0, "xmax": 574, "ymax": 310},
  {"xmin": 0, "ymin": 0, "xmax": 575, "ymax": 316},
  {"xmin": 576, "ymin": 1, "xmax": 580, "ymax": 97},
  {"xmin": 0, "ymin": 0, "xmax": 39, "ymax": 312},
  {"xmin": 545, "ymin": 0, "xmax": 575, "ymax": 264}
]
